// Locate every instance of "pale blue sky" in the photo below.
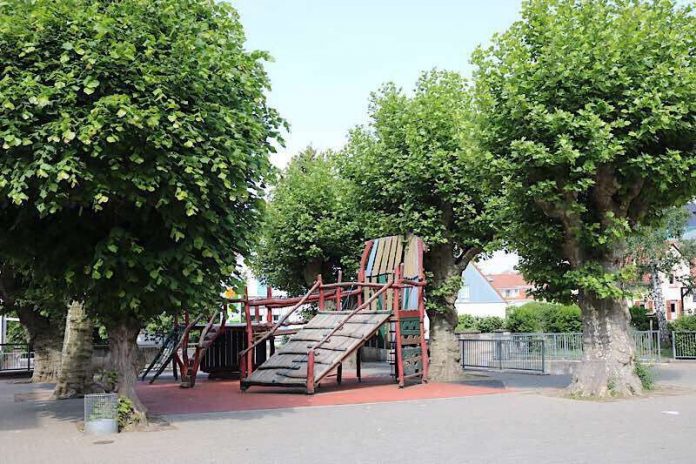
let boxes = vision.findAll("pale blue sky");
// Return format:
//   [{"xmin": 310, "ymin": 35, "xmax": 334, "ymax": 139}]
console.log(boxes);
[{"xmin": 232, "ymin": 0, "xmax": 523, "ymax": 167}]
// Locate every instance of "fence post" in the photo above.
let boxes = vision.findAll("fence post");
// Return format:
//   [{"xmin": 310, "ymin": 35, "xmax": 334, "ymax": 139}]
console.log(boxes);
[
  {"xmin": 541, "ymin": 340, "xmax": 545, "ymax": 374},
  {"xmin": 672, "ymin": 332, "xmax": 677, "ymax": 359}
]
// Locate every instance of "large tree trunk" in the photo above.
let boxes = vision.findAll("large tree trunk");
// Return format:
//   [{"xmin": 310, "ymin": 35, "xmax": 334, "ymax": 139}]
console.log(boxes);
[
  {"xmin": 16, "ymin": 306, "xmax": 64, "ymax": 383},
  {"xmin": 32, "ymin": 330, "xmax": 63, "ymax": 383},
  {"xmin": 53, "ymin": 301, "xmax": 94, "ymax": 399},
  {"xmin": 106, "ymin": 317, "xmax": 147, "ymax": 415},
  {"xmin": 428, "ymin": 309, "xmax": 463, "ymax": 382},
  {"xmin": 569, "ymin": 291, "xmax": 643, "ymax": 397},
  {"xmin": 649, "ymin": 266, "xmax": 669, "ymax": 345},
  {"xmin": 424, "ymin": 243, "xmax": 479, "ymax": 382}
]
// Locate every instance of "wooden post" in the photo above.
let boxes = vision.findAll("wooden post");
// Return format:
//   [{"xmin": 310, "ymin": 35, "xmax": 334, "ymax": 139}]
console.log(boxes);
[
  {"xmin": 307, "ymin": 350, "xmax": 316, "ymax": 394},
  {"xmin": 318, "ymin": 274, "xmax": 325, "ymax": 312},
  {"xmin": 337, "ymin": 362, "xmax": 343, "ymax": 385},
  {"xmin": 243, "ymin": 286, "xmax": 254, "ymax": 377},
  {"xmin": 266, "ymin": 287, "xmax": 273, "ymax": 324},
  {"xmin": 356, "ymin": 347, "xmax": 362, "ymax": 382},
  {"xmin": 416, "ymin": 239, "xmax": 429, "ymax": 383},
  {"xmin": 335, "ymin": 270, "xmax": 343, "ymax": 311},
  {"xmin": 393, "ymin": 268, "xmax": 405, "ymax": 388}
]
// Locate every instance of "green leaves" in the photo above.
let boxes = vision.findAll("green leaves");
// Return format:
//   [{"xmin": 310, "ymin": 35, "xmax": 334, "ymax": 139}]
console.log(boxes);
[
  {"xmin": 474, "ymin": 0, "xmax": 696, "ymax": 302},
  {"xmin": 0, "ymin": 0, "xmax": 283, "ymax": 324}
]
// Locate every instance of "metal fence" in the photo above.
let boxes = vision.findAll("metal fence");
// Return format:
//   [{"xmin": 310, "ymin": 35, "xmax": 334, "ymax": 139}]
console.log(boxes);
[
  {"xmin": 460, "ymin": 336, "xmax": 545, "ymax": 373},
  {"xmin": 511, "ymin": 331, "xmax": 660, "ymax": 362},
  {"xmin": 672, "ymin": 332, "xmax": 696, "ymax": 359},
  {"xmin": 0, "ymin": 343, "xmax": 33, "ymax": 372}
]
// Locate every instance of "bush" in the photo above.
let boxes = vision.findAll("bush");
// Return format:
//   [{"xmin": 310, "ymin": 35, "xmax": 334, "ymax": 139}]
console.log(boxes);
[
  {"xmin": 630, "ymin": 306, "xmax": 652, "ymax": 331},
  {"xmin": 506, "ymin": 302, "xmax": 582, "ymax": 333},
  {"xmin": 455, "ymin": 314, "xmax": 506, "ymax": 333},
  {"xmin": 634, "ymin": 362, "xmax": 654, "ymax": 391},
  {"xmin": 476, "ymin": 316, "xmax": 506, "ymax": 333},
  {"xmin": 668, "ymin": 315, "xmax": 696, "ymax": 332}
]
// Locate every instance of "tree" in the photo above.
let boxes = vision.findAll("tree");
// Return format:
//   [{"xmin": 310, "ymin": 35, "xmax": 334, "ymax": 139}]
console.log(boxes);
[
  {"xmin": 250, "ymin": 148, "xmax": 365, "ymax": 295},
  {"xmin": 473, "ymin": 0, "xmax": 695, "ymax": 396},
  {"xmin": 342, "ymin": 71, "xmax": 497, "ymax": 381},
  {"xmin": 0, "ymin": 264, "xmax": 66, "ymax": 383},
  {"xmin": 0, "ymin": 0, "xmax": 283, "ymax": 411},
  {"xmin": 626, "ymin": 206, "xmax": 696, "ymax": 344}
]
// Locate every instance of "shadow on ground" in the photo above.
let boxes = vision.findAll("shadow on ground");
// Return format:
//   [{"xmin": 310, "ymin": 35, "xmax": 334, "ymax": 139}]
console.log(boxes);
[{"xmin": 0, "ymin": 379, "xmax": 82, "ymax": 432}]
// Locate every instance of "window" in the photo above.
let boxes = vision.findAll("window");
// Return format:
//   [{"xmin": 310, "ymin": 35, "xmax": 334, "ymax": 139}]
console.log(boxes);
[
  {"xmin": 273, "ymin": 314, "xmax": 280, "ymax": 322},
  {"xmin": 503, "ymin": 288, "xmax": 519, "ymax": 298},
  {"xmin": 670, "ymin": 302, "xmax": 677, "ymax": 314},
  {"xmin": 669, "ymin": 275, "xmax": 675, "ymax": 285}
]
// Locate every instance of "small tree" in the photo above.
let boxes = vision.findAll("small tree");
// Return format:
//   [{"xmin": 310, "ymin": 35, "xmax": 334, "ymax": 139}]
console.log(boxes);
[
  {"xmin": 474, "ymin": 0, "xmax": 695, "ymax": 396},
  {"xmin": 626, "ymin": 206, "xmax": 696, "ymax": 343},
  {"xmin": 250, "ymin": 148, "xmax": 365, "ymax": 295},
  {"xmin": 0, "ymin": 0, "xmax": 283, "ymax": 410},
  {"xmin": 342, "ymin": 71, "xmax": 497, "ymax": 381}
]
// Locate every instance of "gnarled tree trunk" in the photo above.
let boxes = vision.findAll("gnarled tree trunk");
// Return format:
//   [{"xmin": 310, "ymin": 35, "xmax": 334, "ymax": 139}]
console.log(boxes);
[
  {"xmin": 570, "ymin": 290, "xmax": 643, "ymax": 397},
  {"xmin": 107, "ymin": 317, "xmax": 147, "ymax": 416},
  {"xmin": 425, "ymin": 243, "xmax": 479, "ymax": 382},
  {"xmin": 17, "ymin": 306, "xmax": 64, "ymax": 383},
  {"xmin": 53, "ymin": 301, "xmax": 94, "ymax": 399}
]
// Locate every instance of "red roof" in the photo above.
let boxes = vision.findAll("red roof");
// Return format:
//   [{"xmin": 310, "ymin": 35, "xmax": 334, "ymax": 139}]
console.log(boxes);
[{"xmin": 485, "ymin": 272, "xmax": 534, "ymax": 303}]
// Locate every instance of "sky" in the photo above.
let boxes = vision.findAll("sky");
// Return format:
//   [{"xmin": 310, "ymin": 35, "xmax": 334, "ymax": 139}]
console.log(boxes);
[
  {"xmin": 232, "ymin": 0, "xmax": 522, "ymax": 167},
  {"xmin": 232, "ymin": 0, "xmax": 524, "ymax": 273}
]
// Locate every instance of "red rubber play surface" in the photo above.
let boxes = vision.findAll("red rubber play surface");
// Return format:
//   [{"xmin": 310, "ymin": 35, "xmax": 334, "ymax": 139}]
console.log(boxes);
[{"xmin": 137, "ymin": 374, "xmax": 507, "ymax": 415}]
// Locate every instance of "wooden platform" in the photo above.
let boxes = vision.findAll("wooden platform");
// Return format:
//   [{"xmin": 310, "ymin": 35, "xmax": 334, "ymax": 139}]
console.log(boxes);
[{"xmin": 243, "ymin": 310, "xmax": 392, "ymax": 388}]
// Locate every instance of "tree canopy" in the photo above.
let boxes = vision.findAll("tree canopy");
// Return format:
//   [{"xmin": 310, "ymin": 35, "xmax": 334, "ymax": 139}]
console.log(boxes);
[
  {"xmin": 474, "ymin": 0, "xmax": 696, "ymax": 303},
  {"xmin": 473, "ymin": 0, "xmax": 696, "ymax": 395},
  {"xmin": 0, "ymin": 0, "xmax": 283, "ymax": 320},
  {"xmin": 250, "ymin": 147, "xmax": 364, "ymax": 295},
  {"xmin": 0, "ymin": 0, "xmax": 283, "ymax": 406}
]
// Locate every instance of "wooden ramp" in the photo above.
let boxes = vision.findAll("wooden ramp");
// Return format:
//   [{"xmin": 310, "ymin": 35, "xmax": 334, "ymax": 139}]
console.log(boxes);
[{"xmin": 243, "ymin": 310, "xmax": 392, "ymax": 388}]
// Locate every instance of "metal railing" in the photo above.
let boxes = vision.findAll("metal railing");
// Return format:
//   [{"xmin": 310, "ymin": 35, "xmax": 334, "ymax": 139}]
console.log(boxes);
[
  {"xmin": 510, "ymin": 331, "xmax": 660, "ymax": 362},
  {"xmin": 0, "ymin": 343, "xmax": 33, "ymax": 372},
  {"xmin": 672, "ymin": 332, "xmax": 696, "ymax": 359},
  {"xmin": 460, "ymin": 336, "xmax": 545, "ymax": 373}
]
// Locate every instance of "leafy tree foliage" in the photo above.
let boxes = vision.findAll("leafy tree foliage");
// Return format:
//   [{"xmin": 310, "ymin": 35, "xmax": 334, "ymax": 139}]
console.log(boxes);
[
  {"xmin": 473, "ymin": 0, "xmax": 695, "ymax": 396},
  {"xmin": 250, "ymin": 148, "xmax": 364, "ymax": 295},
  {"xmin": 625, "ymin": 206, "xmax": 696, "ymax": 341},
  {"xmin": 0, "ymin": 0, "xmax": 283, "ymax": 409},
  {"xmin": 341, "ymin": 71, "xmax": 497, "ymax": 380}
]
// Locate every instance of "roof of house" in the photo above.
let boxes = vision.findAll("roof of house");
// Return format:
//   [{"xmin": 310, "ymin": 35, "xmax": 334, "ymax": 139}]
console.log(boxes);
[
  {"xmin": 486, "ymin": 272, "xmax": 528, "ymax": 290},
  {"xmin": 485, "ymin": 272, "xmax": 534, "ymax": 303}
]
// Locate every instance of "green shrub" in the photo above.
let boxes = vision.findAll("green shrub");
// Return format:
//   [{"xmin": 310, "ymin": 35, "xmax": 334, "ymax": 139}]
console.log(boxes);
[
  {"xmin": 629, "ymin": 306, "xmax": 652, "ymax": 331},
  {"xmin": 455, "ymin": 314, "xmax": 478, "ymax": 332},
  {"xmin": 668, "ymin": 315, "xmax": 696, "ymax": 332},
  {"xmin": 117, "ymin": 396, "xmax": 144, "ymax": 431},
  {"xmin": 455, "ymin": 314, "xmax": 506, "ymax": 333},
  {"xmin": 506, "ymin": 302, "xmax": 582, "ymax": 333},
  {"xmin": 634, "ymin": 362, "xmax": 654, "ymax": 391}
]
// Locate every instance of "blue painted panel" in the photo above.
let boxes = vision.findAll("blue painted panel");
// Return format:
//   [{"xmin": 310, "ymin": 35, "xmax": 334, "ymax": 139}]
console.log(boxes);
[{"xmin": 457, "ymin": 264, "xmax": 504, "ymax": 304}]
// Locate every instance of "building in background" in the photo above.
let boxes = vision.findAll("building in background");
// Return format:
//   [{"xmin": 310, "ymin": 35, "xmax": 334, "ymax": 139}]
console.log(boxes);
[
  {"xmin": 632, "ymin": 242, "xmax": 696, "ymax": 320},
  {"xmin": 455, "ymin": 264, "xmax": 508, "ymax": 318},
  {"xmin": 486, "ymin": 272, "xmax": 535, "ymax": 307}
]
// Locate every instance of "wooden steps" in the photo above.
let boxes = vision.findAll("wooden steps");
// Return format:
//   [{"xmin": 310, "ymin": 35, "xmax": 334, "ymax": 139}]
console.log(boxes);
[{"xmin": 242, "ymin": 310, "xmax": 392, "ymax": 389}]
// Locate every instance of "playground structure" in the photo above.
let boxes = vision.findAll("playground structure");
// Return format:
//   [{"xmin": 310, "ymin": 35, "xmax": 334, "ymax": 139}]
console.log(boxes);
[
  {"xmin": 141, "ymin": 234, "xmax": 428, "ymax": 394},
  {"xmin": 238, "ymin": 234, "xmax": 429, "ymax": 394}
]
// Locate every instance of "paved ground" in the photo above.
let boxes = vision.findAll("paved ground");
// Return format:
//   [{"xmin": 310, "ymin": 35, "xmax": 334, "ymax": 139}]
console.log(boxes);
[{"xmin": 2, "ymin": 362, "xmax": 696, "ymax": 464}]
